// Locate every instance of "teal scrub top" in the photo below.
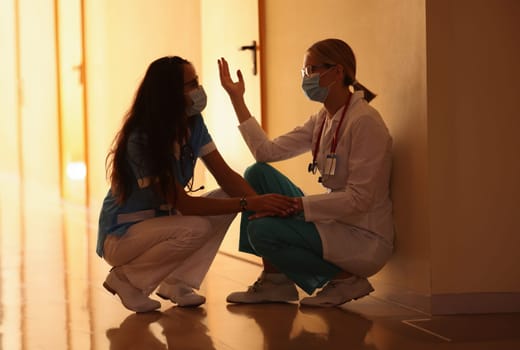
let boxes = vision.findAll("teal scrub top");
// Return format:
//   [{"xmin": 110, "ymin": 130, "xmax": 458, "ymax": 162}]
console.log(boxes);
[{"xmin": 96, "ymin": 114, "xmax": 213, "ymax": 257}]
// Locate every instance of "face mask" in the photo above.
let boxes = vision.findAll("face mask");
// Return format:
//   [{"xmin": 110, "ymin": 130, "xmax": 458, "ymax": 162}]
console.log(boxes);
[
  {"xmin": 301, "ymin": 69, "xmax": 334, "ymax": 102},
  {"xmin": 186, "ymin": 85, "xmax": 207, "ymax": 116}
]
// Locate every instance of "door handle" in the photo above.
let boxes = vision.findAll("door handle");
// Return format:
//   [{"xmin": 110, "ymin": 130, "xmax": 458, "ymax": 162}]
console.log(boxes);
[
  {"xmin": 240, "ymin": 40, "xmax": 257, "ymax": 75},
  {"xmin": 73, "ymin": 63, "xmax": 84, "ymax": 85}
]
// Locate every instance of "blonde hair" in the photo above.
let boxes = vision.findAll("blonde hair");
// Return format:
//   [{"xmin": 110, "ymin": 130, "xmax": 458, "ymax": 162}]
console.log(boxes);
[{"xmin": 308, "ymin": 38, "xmax": 376, "ymax": 102}]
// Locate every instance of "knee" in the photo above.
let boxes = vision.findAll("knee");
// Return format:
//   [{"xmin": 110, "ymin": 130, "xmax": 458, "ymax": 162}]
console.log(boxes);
[
  {"xmin": 174, "ymin": 218, "xmax": 213, "ymax": 245},
  {"xmin": 243, "ymin": 162, "xmax": 274, "ymax": 183},
  {"xmin": 247, "ymin": 218, "xmax": 279, "ymax": 254}
]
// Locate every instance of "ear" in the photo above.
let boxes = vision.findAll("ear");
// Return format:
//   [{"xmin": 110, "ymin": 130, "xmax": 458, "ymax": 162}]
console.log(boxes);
[{"xmin": 335, "ymin": 64, "xmax": 345, "ymax": 81}]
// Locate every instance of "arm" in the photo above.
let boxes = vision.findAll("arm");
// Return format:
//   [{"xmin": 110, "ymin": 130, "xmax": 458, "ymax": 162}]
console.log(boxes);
[
  {"xmin": 124, "ymin": 130, "xmax": 290, "ymax": 216},
  {"xmin": 174, "ymin": 180, "xmax": 297, "ymax": 217},
  {"xmin": 173, "ymin": 149, "xmax": 297, "ymax": 216},
  {"xmin": 201, "ymin": 149, "xmax": 255, "ymax": 198},
  {"xmin": 218, "ymin": 57, "xmax": 314, "ymax": 162},
  {"xmin": 201, "ymin": 149, "xmax": 301, "ymax": 218}
]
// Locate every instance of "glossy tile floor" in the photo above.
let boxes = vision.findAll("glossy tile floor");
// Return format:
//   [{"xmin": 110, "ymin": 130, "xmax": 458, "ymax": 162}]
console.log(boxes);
[{"xmin": 1, "ymin": 192, "xmax": 520, "ymax": 349}]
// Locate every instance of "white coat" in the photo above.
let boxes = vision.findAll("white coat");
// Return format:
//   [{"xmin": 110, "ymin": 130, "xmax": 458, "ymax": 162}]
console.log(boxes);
[{"xmin": 237, "ymin": 91, "xmax": 394, "ymax": 276}]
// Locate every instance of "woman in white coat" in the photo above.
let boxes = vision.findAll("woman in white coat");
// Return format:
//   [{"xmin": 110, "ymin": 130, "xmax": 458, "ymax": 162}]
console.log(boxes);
[{"xmin": 218, "ymin": 38, "xmax": 394, "ymax": 307}]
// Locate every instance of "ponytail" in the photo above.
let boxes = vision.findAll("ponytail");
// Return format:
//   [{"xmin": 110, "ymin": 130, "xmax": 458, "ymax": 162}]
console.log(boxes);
[{"xmin": 352, "ymin": 80, "xmax": 376, "ymax": 103}]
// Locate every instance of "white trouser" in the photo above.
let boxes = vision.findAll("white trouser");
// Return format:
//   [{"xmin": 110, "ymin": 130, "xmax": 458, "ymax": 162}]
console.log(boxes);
[{"xmin": 103, "ymin": 189, "xmax": 236, "ymax": 295}]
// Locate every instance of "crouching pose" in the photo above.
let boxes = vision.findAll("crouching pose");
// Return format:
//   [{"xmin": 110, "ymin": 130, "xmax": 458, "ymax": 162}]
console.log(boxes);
[
  {"xmin": 97, "ymin": 56, "xmax": 297, "ymax": 312},
  {"xmin": 218, "ymin": 38, "xmax": 394, "ymax": 307}
]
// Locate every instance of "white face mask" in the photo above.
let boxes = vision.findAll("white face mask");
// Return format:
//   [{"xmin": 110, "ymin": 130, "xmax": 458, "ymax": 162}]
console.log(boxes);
[{"xmin": 186, "ymin": 86, "xmax": 207, "ymax": 116}]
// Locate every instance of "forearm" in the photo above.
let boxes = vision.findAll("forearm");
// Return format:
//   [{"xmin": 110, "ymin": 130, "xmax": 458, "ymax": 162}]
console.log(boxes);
[
  {"xmin": 217, "ymin": 170, "xmax": 256, "ymax": 198},
  {"xmin": 229, "ymin": 95, "xmax": 253, "ymax": 124},
  {"xmin": 175, "ymin": 188, "xmax": 298, "ymax": 217},
  {"xmin": 176, "ymin": 195, "xmax": 245, "ymax": 216},
  {"xmin": 302, "ymin": 190, "xmax": 369, "ymax": 222}
]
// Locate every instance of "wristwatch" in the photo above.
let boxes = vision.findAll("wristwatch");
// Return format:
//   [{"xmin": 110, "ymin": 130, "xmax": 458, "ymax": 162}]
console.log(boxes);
[{"xmin": 239, "ymin": 196, "xmax": 248, "ymax": 211}]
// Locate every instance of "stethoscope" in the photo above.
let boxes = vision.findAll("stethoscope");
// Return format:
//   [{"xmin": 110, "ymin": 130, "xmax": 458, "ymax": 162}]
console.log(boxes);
[
  {"xmin": 179, "ymin": 144, "xmax": 204, "ymax": 193},
  {"xmin": 308, "ymin": 98, "xmax": 350, "ymax": 182}
]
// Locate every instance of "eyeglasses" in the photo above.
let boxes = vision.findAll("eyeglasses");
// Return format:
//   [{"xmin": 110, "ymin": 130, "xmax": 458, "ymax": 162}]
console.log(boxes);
[{"xmin": 301, "ymin": 64, "xmax": 335, "ymax": 78}]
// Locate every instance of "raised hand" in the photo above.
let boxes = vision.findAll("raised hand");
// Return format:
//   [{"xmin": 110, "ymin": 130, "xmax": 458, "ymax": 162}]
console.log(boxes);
[{"xmin": 218, "ymin": 57, "xmax": 245, "ymax": 98}]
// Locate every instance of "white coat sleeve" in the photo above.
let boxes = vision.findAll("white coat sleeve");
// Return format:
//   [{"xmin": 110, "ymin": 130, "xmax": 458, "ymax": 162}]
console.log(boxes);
[{"xmin": 238, "ymin": 116, "xmax": 316, "ymax": 162}]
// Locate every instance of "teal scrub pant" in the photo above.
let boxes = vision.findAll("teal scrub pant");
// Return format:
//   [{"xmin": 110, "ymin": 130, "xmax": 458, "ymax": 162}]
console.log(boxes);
[{"xmin": 239, "ymin": 162, "xmax": 341, "ymax": 295}]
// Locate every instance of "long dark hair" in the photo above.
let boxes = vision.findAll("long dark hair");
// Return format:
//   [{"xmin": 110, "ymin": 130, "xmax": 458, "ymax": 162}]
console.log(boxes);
[{"xmin": 106, "ymin": 56, "xmax": 191, "ymax": 204}]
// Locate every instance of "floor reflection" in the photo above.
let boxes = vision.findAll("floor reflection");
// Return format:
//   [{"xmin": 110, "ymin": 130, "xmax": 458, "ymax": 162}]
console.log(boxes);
[
  {"xmin": 106, "ymin": 312, "xmax": 165, "ymax": 350},
  {"xmin": 106, "ymin": 307, "xmax": 221, "ymax": 350},
  {"xmin": 160, "ymin": 307, "xmax": 215, "ymax": 350},
  {"xmin": 227, "ymin": 303, "xmax": 375, "ymax": 350},
  {"xmin": 2, "ymin": 176, "xmax": 520, "ymax": 350},
  {"xmin": 106, "ymin": 307, "xmax": 217, "ymax": 350}
]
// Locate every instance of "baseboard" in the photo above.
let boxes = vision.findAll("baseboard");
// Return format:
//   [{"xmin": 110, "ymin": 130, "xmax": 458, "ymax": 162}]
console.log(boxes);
[
  {"xmin": 431, "ymin": 292, "xmax": 520, "ymax": 315},
  {"xmin": 370, "ymin": 279, "xmax": 432, "ymax": 315},
  {"xmin": 371, "ymin": 279, "xmax": 520, "ymax": 315}
]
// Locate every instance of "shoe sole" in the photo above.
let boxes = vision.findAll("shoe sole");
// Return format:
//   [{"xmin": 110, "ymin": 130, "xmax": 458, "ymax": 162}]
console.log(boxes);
[
  {"xmin": 104, "ymin": 281, "xmax": 160, "ymax": 313},
  {"xmin": 156, "ymin": 292, "xmax": 205, "ymax": 308},
  {"xmin": 227, "ymin": 300, "xmax": 297, "ymax": 304},
  {"xmin": 299, "ymin": 291, "xmax": 372, "ymax": 308},
  {"xmin": 226, "ymin": 296, "xmax": 299, "ymax": 304}
]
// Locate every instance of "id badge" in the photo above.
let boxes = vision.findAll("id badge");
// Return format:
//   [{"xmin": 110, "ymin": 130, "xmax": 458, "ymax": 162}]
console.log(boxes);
[{"xmin": 324, "ymin": 154, "xmax": 336, "ymax": 176}]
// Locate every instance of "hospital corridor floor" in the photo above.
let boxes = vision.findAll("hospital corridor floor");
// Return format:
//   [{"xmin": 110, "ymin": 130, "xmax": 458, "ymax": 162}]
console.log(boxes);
[{"xmin": 1, "ymin": 198, "xmax": 520, "ymax": 350}]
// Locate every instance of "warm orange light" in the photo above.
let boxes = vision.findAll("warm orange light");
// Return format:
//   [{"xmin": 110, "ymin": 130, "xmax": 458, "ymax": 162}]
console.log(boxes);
[{"xmin": 66, "ymin": 161, "xmax": 87, "ymax": 180}]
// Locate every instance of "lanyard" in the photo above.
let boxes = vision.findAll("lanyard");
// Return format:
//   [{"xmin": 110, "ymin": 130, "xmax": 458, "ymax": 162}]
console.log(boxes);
[{"xmin": 310, "ymin": 98, "xmax": 350, "ymax": 171}]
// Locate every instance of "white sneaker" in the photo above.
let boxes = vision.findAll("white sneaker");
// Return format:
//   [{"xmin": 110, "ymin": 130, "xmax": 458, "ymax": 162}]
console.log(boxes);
[
  {"xmin": 226, "ymin": 272, "xmax": 299, "ymax": 304},
  {"xmin": 103, "ymin": 269, "xmax": 161, "ymax": 313},
  {"xmin": 300, "ymin": 276, "xmax": 374, "ymax": 307},
  {"xmin": 156, "ymin": 281, "xmax": 206, "ymax": 307}
]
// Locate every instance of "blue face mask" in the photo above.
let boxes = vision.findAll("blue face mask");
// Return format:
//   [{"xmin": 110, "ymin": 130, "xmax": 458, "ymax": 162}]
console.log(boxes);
[
  {"xmin": 186, "ymin": 86, "xmax": 207, "ymax": 116},
  {"xmin": 301, "ymin": 70, "xmax": 334, "ymax": 102}
]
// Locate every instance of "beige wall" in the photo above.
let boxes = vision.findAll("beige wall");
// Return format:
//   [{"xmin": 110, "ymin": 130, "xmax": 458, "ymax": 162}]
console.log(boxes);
[
  {"xmin": 426, "ymin": 0, "xmax": 520, "ymax": 294},
  {"xmin": 262, "ymin": 0, "xmax": 431, "ymax": 299}
]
